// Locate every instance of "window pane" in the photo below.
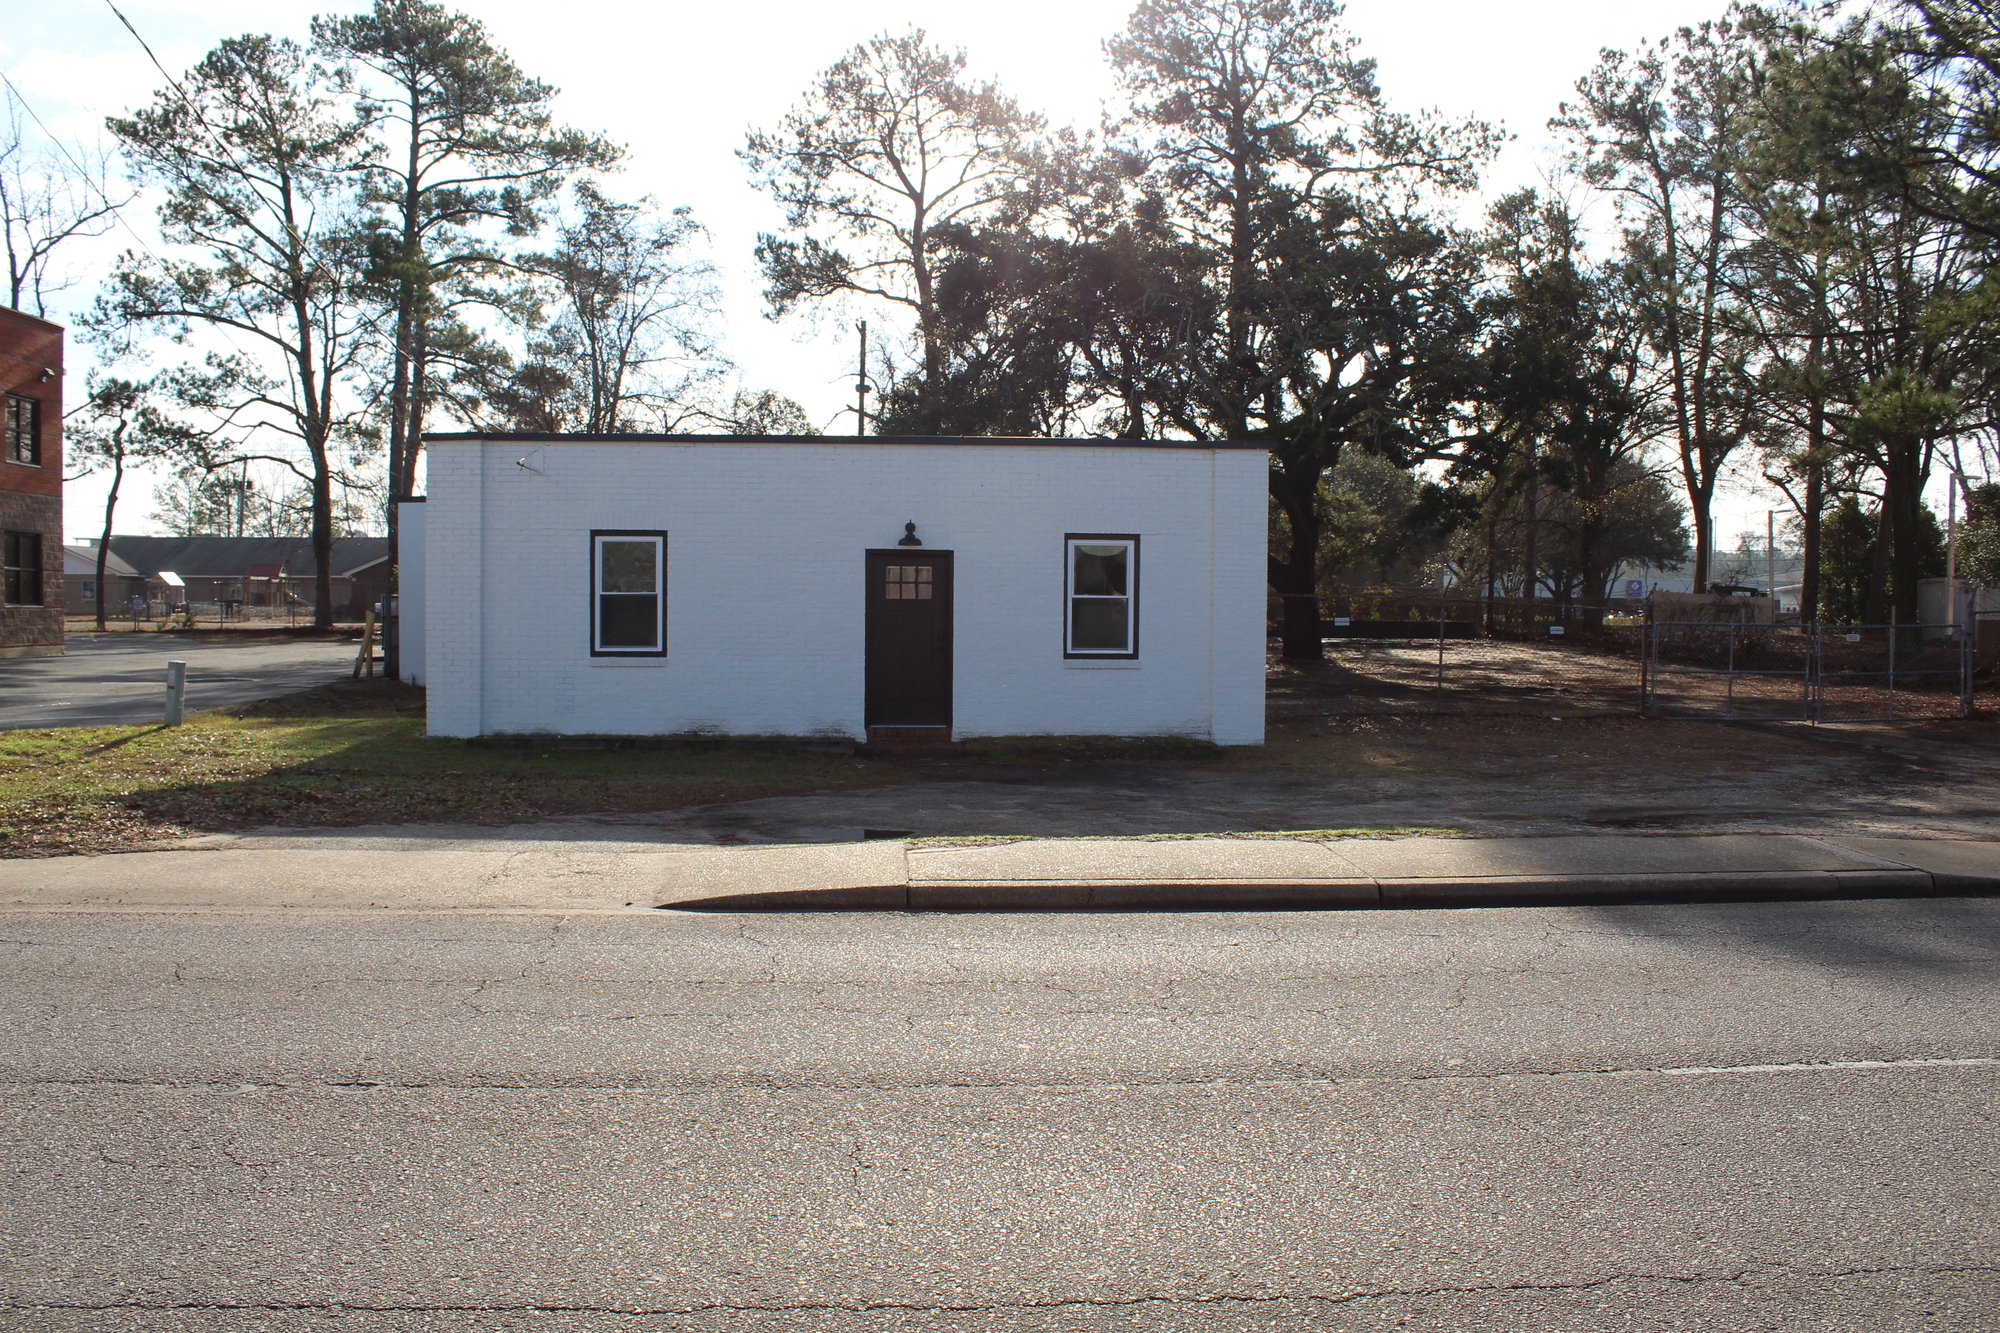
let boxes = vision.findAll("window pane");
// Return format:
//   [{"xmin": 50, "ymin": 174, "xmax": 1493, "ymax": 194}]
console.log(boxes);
[
  {"xmin": 1073, "ymin": 544, "xmax": 1127, "ymax": 596},
  {"xmin": 6, "ymin": 397, "xmax": 34, "ymax": 464},
  {"xmin": 1071, "ymin": 597, "xmax": 1129, "ymax": 651},
  {"xmin": 599, "ymin": 593, "xmax": 657, "ymax": 648},
  {"xmin": 600, "ymin": 540, "xmax": 656, "ymax": 593}
]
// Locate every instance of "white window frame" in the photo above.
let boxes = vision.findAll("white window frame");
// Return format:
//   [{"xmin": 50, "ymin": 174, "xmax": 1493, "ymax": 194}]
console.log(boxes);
[
  {"xmin": 1064, "ymin": 533, "xmax": 1138, "ymax": 659},
  {"xmin": 590, "ymin": 531, "xmax": 667, "ymax": 656}
]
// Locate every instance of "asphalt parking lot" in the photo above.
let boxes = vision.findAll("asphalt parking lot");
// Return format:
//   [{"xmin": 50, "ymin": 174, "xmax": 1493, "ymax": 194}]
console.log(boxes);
[{"xmin": 0, "ymin": 633, "xmax": 357, "ymax": 729}]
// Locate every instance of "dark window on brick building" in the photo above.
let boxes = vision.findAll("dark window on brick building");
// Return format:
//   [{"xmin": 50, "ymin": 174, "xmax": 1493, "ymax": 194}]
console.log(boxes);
[
  {"xmin": 4, "ymin": 395, "xmax": 38, "ymax": 466},
  {"xmin": 4, "ymin": 531, "xmax": 43, "ymax": 605}
]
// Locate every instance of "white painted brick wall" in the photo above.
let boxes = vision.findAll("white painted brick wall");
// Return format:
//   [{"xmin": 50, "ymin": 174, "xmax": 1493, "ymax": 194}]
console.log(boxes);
[
  {"xmin": 397, "ymin": 501, "xmax": 426, "ymax": 687},
  {"xmin": 421, "ymin": 440, "xmax": 1268, "ymax": 744}
]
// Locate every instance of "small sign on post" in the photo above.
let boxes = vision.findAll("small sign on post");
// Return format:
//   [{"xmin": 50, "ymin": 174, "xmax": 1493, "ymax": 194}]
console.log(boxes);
[{"xmin": 164, "ymin": 660, "xmax": 187, "ymax": 726}]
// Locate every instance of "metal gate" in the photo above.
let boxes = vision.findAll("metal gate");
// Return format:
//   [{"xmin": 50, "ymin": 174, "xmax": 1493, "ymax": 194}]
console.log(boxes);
[{"xmin": 1644, "ymin": 622, "xmax": 1974, "ymax": 721}]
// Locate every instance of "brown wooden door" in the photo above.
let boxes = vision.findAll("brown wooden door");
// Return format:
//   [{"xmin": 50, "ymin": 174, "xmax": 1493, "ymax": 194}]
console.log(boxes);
[{"xmin": 866, "ymin": 551, "xmax": 953, "ymax": 728}]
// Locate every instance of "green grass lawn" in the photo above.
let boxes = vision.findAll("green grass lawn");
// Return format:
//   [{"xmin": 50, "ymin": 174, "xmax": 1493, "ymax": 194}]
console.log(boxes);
[{"xmin": 0, "ymin": 681, "xmax": 918, "ymax": 857}]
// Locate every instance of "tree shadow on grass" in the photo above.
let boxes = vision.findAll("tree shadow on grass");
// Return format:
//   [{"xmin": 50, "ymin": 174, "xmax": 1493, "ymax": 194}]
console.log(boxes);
[{"xmin": 98, "ymin": 680, "xmax": 909, "ymax": 843}]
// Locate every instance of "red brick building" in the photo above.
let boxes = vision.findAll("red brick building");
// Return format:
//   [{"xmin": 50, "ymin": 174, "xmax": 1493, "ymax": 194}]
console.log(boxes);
[{"xmin": 0, "ymin": 307, "xmax": 63, "ymax": 657}]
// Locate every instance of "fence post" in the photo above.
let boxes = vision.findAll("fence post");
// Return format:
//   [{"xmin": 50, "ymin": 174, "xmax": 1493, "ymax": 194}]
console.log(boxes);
[
  {"xmin": 1725, "ymin": 622, "xmax": 1737, "ymax": 719},
  {"xmin": 1436, "ymin": 580, "xmax": 1447, "ymax": 700},
  {"xmin": 1808, "ymin": 620, "xmax": 1824, "ymax": 720},
  {"xmin": 1963, "ymin": 626, "xmax": 1975, "ymax": 717},
  {"xmin": 164, "ymin": 660, "xmax": 186, "ymax": 727},
  {"xmin": 1640, "ymin": 604, "xmax": 1653, "ymax": 717},
  {"xmin": 1888, "ymin": 608, "xmax": 1897, "ymax": 719}
]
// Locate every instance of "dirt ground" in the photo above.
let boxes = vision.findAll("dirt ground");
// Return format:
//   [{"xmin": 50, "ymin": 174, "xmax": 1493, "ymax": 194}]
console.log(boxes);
[{"xmin": 204, "ymin": 701, "xmax": 2000, "ymax": 851}]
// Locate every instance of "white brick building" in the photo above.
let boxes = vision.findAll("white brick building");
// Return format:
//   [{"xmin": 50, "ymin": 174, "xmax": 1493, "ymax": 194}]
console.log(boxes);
[{"xmin": 407, "ymin": 434, "xmax": 1268, "ymax": 746}]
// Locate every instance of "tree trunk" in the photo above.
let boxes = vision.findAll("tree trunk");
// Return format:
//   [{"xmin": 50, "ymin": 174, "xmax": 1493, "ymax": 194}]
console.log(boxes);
[
  {"xmin": 311, "ymin": 443, "xmax": 335, "ymax": 630},
  {"xmin": 1800, "ymin": 460, "xmax": 1823, "ymax": 625},
  {"xmin": 1689, "ymin": 498, "xmax": 1711, "ymax": 595},
  {"xmin": 1885, "ymin": 438, "xmax": 1926, "ymax": 626},
  {"xmin": 1864, "ymin": 502, "xmax": 1892, "ymax": 625},
  {"xmin": 94, "ymin": 455, "xmax": 121, "ymax": 633},
  {"xmin": 1522, "ymin": 459, "xmax": 1538, "ymax": 625},
  {"xmin": 1483, "ymin": 511, "xmax": 1497, "ymax": 636},
  {"xmin": 1270, "ymin": 471, "xmax": 1323, "ymax": 662},
  {"xmin": 1800, "ymin": 366, "xmax": 1826, "ymax": 622}
]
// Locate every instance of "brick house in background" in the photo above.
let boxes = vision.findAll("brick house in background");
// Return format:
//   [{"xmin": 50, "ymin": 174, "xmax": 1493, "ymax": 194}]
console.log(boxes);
[
  {"xmin": 63, "ymin": 536, "xmax": 390, "ymax": 620},
  {"xmin": 1, "ymin": 307, "xmax": 63, "ymax": 657}
]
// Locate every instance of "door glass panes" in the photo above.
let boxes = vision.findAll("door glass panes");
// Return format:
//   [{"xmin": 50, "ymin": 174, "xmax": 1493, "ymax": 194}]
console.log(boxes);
[
  {"xmin": 595, "ymin": 535, "xmax": 662, "ymax": 651},
  {"xmin": 884, "ymin": 565, "xmax": 933, "ymax": 599},
  {"xmin": 1068, "ymin": 539, "xmax": 1133, "ymax": 653}
]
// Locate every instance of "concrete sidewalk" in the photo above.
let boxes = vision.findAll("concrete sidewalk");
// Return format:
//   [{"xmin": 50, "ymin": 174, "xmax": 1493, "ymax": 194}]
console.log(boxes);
[{"xmin": 1, "ymin": 832, "xmax": 1994, "ymax": 912}]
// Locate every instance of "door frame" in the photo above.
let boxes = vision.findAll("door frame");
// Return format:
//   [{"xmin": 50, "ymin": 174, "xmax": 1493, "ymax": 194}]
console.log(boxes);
[{"xmin": 864, "ymin": 548, "xmax": 954, "ymax": 730}]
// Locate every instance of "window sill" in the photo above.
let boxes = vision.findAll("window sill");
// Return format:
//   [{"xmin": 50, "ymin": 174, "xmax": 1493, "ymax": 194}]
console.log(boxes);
[
  {"xmin": 1064, "ymin": 659, "xmax": 1141, "ymax": 669},
  {"xmin": 590, "ymin": 657, "xmax": 668, "ymax": 667}
]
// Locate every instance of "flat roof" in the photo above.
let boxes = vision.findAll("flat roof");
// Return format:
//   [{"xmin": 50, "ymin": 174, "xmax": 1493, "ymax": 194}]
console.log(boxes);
[{"xmin": 423, "ymin": 432, "xmax": 1268, "ymax": 451}]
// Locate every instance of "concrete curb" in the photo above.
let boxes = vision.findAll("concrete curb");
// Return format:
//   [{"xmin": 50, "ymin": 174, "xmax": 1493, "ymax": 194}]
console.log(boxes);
[
  {"xmin": 4, "ymin": 834, "xmax": 1990, "ymax": 915},
  {"xmin": 668, "ymin": 867, "xmax": 1989, "ymax": 912}
]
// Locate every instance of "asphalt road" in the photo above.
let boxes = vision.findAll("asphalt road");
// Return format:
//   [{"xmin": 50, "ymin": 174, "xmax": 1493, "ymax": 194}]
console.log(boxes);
[
  {"xmin": 4, "ymin": 898, "xmax": 1995, "ymax": 1330},
  {"xmin": 0, "ymin": 634, "xmax": 356, "ymax": 729}
]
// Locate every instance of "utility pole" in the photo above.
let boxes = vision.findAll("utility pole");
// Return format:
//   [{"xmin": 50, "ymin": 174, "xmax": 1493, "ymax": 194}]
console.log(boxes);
[{"xmin": 855, "ymin": 320, "xmax": 871, "ymax": 437}]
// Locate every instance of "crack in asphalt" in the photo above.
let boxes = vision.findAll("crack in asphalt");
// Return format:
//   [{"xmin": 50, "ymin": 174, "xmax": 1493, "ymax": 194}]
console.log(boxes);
[{"xmin": 11, "ymin": 1263, "xmax": 1998, "ymax": 1315}]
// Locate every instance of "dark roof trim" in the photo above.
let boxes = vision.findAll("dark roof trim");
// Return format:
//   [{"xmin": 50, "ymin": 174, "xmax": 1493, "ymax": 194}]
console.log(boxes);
[{"xmin": 423, "ymin": 431, "xmax": 1269, "ymax": 451}]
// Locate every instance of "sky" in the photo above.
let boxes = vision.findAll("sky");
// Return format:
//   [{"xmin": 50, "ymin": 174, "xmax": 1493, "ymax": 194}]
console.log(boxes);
[{"xmin": 7, "ymin": 0, "xmax": 1817, "ymax": 547}]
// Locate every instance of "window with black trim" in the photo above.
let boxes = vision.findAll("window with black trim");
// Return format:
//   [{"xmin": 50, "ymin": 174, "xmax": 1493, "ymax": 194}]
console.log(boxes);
[
  {"xmin": 591, "ymin": 531, "xmax": 666, "ymax": 655},
  {"xmin": 5, "ymin": 395, "xmax": 38, "ymax": 466},
  {"xmin": 4, "ymin": 531, "xmax": 43, "ymax": 606},
  {"xmin": 1064, "ymin": 534, "xmax": 1137, "ymax": 657}
]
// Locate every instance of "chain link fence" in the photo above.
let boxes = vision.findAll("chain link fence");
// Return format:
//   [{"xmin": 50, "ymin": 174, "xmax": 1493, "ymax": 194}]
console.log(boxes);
[
  {"xmin": 1271, "ymin": 592, "xmax": 1649, "ymax": 717},
  {"xmin": 1646, "ymin": 621, "xmax": 1974, "ymax": 721},
  {"xmin": 1271, "ymin": 590, "xmax": 1988, "ymax": 721}
]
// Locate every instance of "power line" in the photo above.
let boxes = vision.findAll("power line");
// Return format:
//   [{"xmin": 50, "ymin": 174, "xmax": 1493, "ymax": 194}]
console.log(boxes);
[
  {"xmin": 0, "ymin": 67, "xmax": 156, "ymax": 266},
  {"xmin": 102, "ymin": 1, "xmax": 351, "ymax": 284}
]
